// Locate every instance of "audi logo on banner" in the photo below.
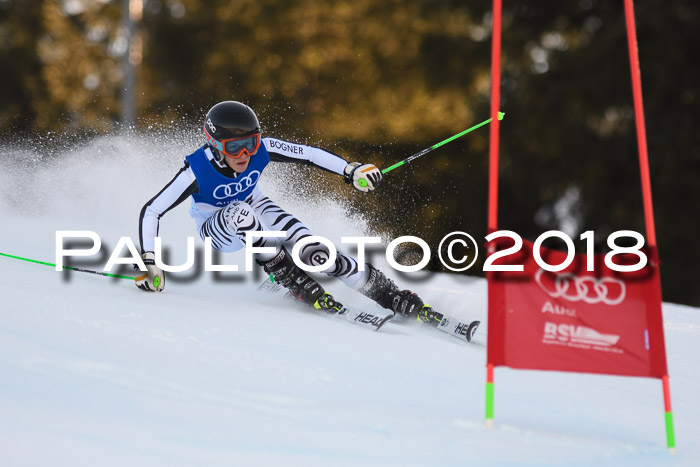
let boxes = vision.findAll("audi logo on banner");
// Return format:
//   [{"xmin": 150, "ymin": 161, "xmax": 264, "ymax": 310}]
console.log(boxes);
[
  {"xmin": 534, "ymin": 269, "xmax": 626, "ymax": 306},
  {"xmin": 212, "ymin": 171, "xmax": 261, "ymax": 199}
]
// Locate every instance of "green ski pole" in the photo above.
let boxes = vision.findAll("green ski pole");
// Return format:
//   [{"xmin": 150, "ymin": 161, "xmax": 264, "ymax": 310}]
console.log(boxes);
[
  {"xmin": 0, "ymin": 252, "xmax": 135, "ymax": 280},
  {"xmin": 381, "ymin": 111, "xmax": 505, "ymax": 176}
]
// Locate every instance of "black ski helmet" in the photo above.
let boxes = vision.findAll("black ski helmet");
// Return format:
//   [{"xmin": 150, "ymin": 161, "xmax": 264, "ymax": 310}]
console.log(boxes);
[{"xmin": 203, "ymin": 101, "xmax": 261, "ymax": 161}]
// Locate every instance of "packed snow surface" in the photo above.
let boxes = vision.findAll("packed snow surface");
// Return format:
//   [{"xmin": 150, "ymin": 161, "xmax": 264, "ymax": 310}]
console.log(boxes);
[{"xmin": 1, "ymin": 135, "xmax": 698, "ymax": 466}]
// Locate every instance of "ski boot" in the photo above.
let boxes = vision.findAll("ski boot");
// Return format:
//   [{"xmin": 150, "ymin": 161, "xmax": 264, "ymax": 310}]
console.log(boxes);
[
  {"xmin": 358, "ymin": 264, "xmax": 431, "ymax": 318},
  {"xmin": 260, "ymin": 248, "xmax": 343, "ymax": 313}
]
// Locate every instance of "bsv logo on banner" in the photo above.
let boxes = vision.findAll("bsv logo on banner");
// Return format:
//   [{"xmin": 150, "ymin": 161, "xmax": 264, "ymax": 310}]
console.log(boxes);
[
  {"xmin": 535, "ymin": 269, "xmax": 626, "ymax": 306},
  {"xmin": 213, "ymin": 171, "xmax": 260, "ymax": 199}
]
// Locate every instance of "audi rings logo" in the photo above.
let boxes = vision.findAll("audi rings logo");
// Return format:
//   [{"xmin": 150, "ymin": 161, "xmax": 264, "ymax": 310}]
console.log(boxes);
[
  {"xmin": 534, "ymin": 269, "xmax": 626, "ymax": 306},
  {"xmin": 212, "ymin": 171, "xmax": 261, "ymax": 199}
]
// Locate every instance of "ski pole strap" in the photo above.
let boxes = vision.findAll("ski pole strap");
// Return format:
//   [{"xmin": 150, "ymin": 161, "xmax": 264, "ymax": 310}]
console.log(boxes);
[{"xmin": 381, "ymin": 112, "xmax": 505, "ymax": 175}]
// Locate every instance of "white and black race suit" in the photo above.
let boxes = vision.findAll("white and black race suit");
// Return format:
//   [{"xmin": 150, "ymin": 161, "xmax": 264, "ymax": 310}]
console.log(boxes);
[{"xmin": 139, "ymin": 137, "xmax": 367, "ymax": 288}]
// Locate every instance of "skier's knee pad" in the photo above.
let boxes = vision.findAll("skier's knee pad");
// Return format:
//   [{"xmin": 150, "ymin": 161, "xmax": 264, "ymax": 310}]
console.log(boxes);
[{"xmin": 222, "ymin": 201, "xmax": 259, "ymax": 232}]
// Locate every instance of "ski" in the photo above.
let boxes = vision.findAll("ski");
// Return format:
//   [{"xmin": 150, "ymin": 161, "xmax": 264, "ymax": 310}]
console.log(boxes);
[
  {"xmin": 257, "ymin": 277, "xmax": 393, "ymax": 332},
  {"xmin": 421, "ymin": 311, "xmax": 480, "ymax": 343},
  {"xmin": 256, "ymin": 277, "xmax": 477, "ymax": 339}
]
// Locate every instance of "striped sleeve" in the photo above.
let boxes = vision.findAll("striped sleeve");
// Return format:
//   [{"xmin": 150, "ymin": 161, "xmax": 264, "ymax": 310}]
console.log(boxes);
[
  {"xmin": 139, "ymin": 164, "xmax": 197, "ymax": 253},
  {"xmin": 263, "ymin": 137, "xmax": 348, "ymax": 175}
]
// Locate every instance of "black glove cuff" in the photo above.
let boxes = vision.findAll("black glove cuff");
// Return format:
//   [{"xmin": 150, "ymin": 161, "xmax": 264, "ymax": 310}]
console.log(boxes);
[
  {"xmin": 344, "ymin": 164, "xmax": 360, "ymax": 184},
  {"xmin": 141, "ymin": 251, "xmax": 156, "ymax": 266}
]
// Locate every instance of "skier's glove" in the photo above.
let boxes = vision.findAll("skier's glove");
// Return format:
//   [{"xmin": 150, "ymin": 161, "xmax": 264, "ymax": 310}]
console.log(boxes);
[
  {"xmin": 135, "ymin": 252, "xmax": 164, "ymax": 292},
  {"xmin": 344, "ymin": 162, "xmax": 382, "ymax": 193}
]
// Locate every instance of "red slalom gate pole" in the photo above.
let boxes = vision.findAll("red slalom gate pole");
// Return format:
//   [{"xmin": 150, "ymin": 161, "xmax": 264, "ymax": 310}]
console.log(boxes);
[
  {"xmin": 623, "ymin": 0, "xmax": 657, "ymax": 248},
  {"xmin": 488, "ymin": 0, "xmax": 503, "ymax": 234},
  {"xmin": 624, "ymin": 0, "xmax": 674, "ymax": 452},
  {"xmin": 485, "ymin": 0, "xmax": 503, "ymax": 429}
]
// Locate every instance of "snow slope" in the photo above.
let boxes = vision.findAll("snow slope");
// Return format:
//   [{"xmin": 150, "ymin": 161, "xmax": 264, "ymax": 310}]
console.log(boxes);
[{"xmin": 1, "ymin": 135, "xmax": 698, "ymax": 466}]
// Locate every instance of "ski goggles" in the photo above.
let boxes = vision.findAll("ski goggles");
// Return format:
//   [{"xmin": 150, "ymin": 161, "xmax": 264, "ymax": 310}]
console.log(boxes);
[{"xmin": 205, "ymin": 131, "xmax": 261, "ymax": 159}]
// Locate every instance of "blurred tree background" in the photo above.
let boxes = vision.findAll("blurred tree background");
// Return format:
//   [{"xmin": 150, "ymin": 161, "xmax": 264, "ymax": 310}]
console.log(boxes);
[{"xmin": 1, "ymin": 0, "xmax": 698, "ymax": 305}]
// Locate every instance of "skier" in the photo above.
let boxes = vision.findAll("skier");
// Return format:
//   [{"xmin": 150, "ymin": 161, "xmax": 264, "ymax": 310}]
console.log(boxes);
[{"xmin": 136, "ymin": 100, "xmax": 438, "ymax": 323}]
